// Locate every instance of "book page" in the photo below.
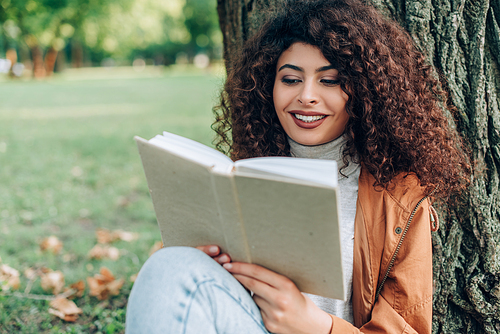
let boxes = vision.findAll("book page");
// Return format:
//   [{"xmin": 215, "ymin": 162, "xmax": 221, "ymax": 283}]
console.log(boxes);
[
  {"xmin": 136, "ymin": 138, "xmax": 228, "ymax": 248},
  {"xmin": 210, "ymin": 173, "xmax": 251, "ymax": 263},
  {"xmin": 148, "ymin": 132, "xmax": 234, "ymax": 174},
  {"xmin": 234, "ymin": 157, "xmax": 337, "ymax": 188},
  {"xmin": 136, "ymin": 136, "xmax": 250, "ymax": 263},
  {"xmin": 234, "ymin": 175, "xmax": 344, "ymax": 300}
]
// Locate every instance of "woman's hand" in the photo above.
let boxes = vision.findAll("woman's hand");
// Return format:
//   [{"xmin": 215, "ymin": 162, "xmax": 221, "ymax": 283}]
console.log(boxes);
[
  {"xmin": 223, "ymin": 262, "xmax": 333, "ymax": 334},
  {"xmin": 195, "ymin": 245, "xmax": 231, "ymax": 265}
]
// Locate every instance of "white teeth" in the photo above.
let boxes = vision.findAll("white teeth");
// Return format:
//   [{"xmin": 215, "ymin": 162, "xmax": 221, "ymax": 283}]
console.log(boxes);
[{"xmin": 293, "ymin": 114, "xmax": 326, "ymax": 122}]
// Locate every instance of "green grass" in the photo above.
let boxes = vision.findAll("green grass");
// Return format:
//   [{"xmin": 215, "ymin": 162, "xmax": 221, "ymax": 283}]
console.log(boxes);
[{"xmin": 0, "ymin": 65, "xmax": 224, "ymax": 333}]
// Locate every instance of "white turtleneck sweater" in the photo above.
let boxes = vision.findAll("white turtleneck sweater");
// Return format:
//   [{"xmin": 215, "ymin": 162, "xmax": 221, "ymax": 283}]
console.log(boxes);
[{"xmin": 288, "ymin": 135, "xmax": 360, "ymax": 325}]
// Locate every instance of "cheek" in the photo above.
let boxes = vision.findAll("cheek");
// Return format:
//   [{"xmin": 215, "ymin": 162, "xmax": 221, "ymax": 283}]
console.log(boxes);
[
  {"xmin": 273, "ymin": 83, "xmax": 296, "ymax": 112},
  {"xmin": 341, "ymin": 89, "xmax": 349, "ymax": 102},
  {"xmin": 327, "ymin": 89, "xmax": 349, "ymax": 111},
  {"xmin": 272, "ymin": 87, "xmax": 289, "ymax": 130},
  {"xmin": 273, "ymin": 85, "xmax": 283, "ymax": 111}
]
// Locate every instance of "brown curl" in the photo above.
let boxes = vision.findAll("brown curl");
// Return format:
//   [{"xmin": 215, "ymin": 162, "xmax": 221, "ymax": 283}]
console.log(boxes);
[{"xmin": 212, "ymin": 0, "xmax": 470, "ymax": 198}]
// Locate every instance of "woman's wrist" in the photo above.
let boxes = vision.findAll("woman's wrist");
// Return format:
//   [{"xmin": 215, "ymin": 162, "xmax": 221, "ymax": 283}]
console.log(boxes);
[
  {"xmin": 318, "ymin": 310, "xmax": 333, "ymax": 334},
  {"xmin": 303, "ymin": 296, "xmax": 333, "ymax": 334}
]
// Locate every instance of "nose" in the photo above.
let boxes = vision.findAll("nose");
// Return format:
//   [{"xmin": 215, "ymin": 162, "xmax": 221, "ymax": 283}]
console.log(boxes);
[{"xmin": 298, "ymin": 80, "xmax": 319, "ymax": 105}]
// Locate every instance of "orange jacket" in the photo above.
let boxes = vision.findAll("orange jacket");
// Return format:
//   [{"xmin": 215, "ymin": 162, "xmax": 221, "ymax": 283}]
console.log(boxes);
[{"xmin": 329, "ymin": 167, "xmax": 435, "ymax": 333}]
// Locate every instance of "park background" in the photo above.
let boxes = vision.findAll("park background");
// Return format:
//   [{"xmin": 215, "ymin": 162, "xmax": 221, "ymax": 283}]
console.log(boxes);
[{"xmin": 0, "ymin": 0, "xmax": 223, "ymax": 333}]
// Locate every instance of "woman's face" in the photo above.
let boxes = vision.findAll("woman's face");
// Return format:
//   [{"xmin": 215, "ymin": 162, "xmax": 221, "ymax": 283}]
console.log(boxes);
[{"xmin": 273, "ymin": 42, "xmax": 349, "ymax": 146}]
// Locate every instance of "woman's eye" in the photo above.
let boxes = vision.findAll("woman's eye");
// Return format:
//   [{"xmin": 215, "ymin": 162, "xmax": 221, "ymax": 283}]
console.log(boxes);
[
  {"xmin": 321, "ymin": 79, "xmax": 340, "ymax": 86},
  {"xmin": 281, "ymin": 78, "xmax": 301, "ymax": 85}
]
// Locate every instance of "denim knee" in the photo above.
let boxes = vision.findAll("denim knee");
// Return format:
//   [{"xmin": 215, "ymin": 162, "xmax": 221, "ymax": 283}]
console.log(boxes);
[
  {"xmin": 126, "ymin": 247, "xmax": 269, "ymax": 334},
  {"xmin": 136, "ymin": 246, "xmax": 219, "ymax": 283},
  {"xmin": 143, "ymin": 246, "xmax": 209, "ymax": 270}
]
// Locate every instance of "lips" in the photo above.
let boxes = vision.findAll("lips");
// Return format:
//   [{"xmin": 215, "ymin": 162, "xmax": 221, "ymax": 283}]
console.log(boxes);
[{"xmin": 289, "ymin": 111, "xmax": 328, "ymax": 129}]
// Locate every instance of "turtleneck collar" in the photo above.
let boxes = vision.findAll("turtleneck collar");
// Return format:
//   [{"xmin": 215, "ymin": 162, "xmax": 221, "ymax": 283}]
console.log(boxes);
[{"xmin": 288, "ymin": 135, "xmax": 360, "ymax": 178}]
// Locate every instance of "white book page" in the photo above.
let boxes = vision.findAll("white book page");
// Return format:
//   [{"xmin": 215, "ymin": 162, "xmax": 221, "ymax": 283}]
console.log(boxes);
[
  {"xmin": 148, "ymin": 132, "xmax": 234, "ymax": 174},
  {"xmin": 234, "ymin": 157, "xmax": 337, "ymax": 188}
]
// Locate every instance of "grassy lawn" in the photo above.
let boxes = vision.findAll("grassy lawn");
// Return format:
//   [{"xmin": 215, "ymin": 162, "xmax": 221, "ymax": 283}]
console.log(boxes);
[{"xmin": 0, "ymin": 66, "xmax": 224, "ymax": 333}]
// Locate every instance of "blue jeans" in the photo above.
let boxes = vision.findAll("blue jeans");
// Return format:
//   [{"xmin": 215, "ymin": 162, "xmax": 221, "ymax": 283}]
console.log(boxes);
[{"xmin": 125, "ymin": 247, "xmax": 271, "ymax": 333}]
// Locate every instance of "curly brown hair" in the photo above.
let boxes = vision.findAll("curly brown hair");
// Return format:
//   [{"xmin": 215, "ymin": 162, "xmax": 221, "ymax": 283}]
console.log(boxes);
[{"xmin": 213, "ymin": 0, "xmax": 470, "ymax": 198}]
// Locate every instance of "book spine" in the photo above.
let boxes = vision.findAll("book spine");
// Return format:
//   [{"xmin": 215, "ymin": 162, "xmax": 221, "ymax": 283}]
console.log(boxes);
[{"xmin": 210, "ymin": 172, "xmax": 251, "ymax": 263}]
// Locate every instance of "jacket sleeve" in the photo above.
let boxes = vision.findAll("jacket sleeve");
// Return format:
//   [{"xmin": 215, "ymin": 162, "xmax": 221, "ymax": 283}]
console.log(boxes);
[
  {"xmin": 328, "ymin": 200, "xmax": 433, "ymax": 334},
  {"xmin": 328, "ymin": 295, "xmax": 431, "ymax": 333}
]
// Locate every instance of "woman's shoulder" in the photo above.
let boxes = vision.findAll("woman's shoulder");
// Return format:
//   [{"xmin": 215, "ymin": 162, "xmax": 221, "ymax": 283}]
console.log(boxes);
[{"xmin": 358, "ymin": 166, "xmax": 428, "ymax": 213}]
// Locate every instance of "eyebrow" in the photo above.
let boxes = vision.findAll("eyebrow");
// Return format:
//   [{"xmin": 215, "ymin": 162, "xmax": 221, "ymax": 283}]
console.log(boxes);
[{"xmin": 277, "ymin": 64, "xmax": 337, "ymax": 73}]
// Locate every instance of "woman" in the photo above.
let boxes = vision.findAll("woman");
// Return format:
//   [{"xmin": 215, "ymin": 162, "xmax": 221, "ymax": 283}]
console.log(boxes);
[{"xmin": 126, "ymin": 0, "xmax": 470, "ymax": 333}]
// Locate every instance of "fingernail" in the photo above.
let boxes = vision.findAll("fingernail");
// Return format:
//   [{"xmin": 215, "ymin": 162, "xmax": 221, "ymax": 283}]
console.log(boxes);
[
  {"xmin": 223, "ymin": 263, "xmax": 232, "ymax": 270},
  {"xmin": 218, "ymin": 255, "xmax": 228, "ymax": 263},
  {"xmin": 209, "ymin": 246, "xmax": 218, "ymax": 254}
]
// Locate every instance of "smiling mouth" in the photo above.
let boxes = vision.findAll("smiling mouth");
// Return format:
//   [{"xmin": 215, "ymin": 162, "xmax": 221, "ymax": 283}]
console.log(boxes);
[{"xmin": 293, "ymin": 114, "xmax": 327, "ymax": 123}]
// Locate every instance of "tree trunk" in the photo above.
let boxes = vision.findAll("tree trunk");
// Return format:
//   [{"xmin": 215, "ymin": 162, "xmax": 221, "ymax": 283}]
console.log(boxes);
[
  {"xmin": 217, "ymin": 0, "xmax": 282, "ymax": 71},
  {"xmin": 44, "ymin": 46, "xmax": 58, "ymax": 76},
  {"xmin": 6, "ymin": 48, "xmax": 17, "ymax": 77},
  {"xmin": 55, "ymin": 49, "xmax": 66, "ymax": 73},
  {"xmin": 71, "ymin": 40, "xmax": 83, "ymax": 68},
  {"xmin": 31, "ymin": 44, "xmax": 46, "ymax": 78},
  {"xmin": 217, "ymin": 0, "xmax": 500, "ymax": 332}
]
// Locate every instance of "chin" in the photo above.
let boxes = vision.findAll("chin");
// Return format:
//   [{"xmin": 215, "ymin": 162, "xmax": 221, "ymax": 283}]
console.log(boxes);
[{"xmin": 292, "ymin": 136, "xmax": 329, "ymax": 146}]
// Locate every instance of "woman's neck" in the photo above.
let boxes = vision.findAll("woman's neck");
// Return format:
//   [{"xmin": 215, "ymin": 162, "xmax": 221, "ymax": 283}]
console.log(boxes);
[{"xmin": 288, "ymin": 135, "xmax": 359, "ymax": 178}]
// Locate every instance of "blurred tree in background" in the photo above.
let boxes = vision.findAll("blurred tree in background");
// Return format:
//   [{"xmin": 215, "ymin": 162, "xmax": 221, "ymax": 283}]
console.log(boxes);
[{"xmin": 0, "ymin": 0, "xmax": 221, "ymax": 77}]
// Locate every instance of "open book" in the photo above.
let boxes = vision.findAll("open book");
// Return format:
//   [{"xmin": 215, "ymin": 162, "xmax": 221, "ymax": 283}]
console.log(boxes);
[{"xmin": 135, "ymin": 131, "xmax": 345, "ymax": 300}]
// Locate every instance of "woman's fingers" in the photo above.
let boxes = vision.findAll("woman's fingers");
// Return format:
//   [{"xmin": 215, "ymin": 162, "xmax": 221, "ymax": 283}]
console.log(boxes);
[
  {"xmin": 214, "ymin": 253, "xmax": 231, "ymax": 264},
  {"xmin": 232, "ymin": 273, "xmax": 275, "ymax": 299},
  {"xmin": 196, "ymin": 245, "xmax": 220, "ymax": 256},
  {"xmin": 252, "ymin": 294, "xmax": 274, "ymax": 320},
  {"xmin": 195, "ymin": 245, "xmax": 231, "ymax": 264},
  {"xmin": 224, "ymin": 262, "xmax": 290, "ymax": 289}
]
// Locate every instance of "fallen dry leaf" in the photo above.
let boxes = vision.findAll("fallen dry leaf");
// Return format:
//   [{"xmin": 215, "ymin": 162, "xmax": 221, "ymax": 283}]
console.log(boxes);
[
  {"xmin": 96, "ymin": 228, "xmax": 139, "ymax": 244},
  {"xmin": 115, "ymin": 230, "xmax": 139, "ymax": 242},
  {"xmin": 40, "ymin": 266, "xmax": 52, "ymax": 274},
  {"xmin": 49, "ymin": 297, "xmax": 83, "ymax": 322},
  {"xmin": 88, "ymin": 244, "xmax": 120, "ymax": 260},
  {"xmin": 87, "ymin": 267, "xmax": 124, "ymax": 300},
  {"xmin": 100, "ymin": 267, "xmax": 115, "ymax": 281},
  {"xmin": 0, "ymin": 264, "xmax": 20, "ymax": 290},
  {"xmin": 65, "ymin": 280, "xmax": 86, "ymax": 298},
  {"xmin": 96, "ymin": 228, "xmax": 116, "ymax": 244},
  {"xmin": 24, "ymin": 267, "xmax": 38, "ymax": 280},
  {"xmin": 41, "ymin": 269, "xmax": 65, "ymax": 295},
  {"xmin": 40, "ymin": 236, "xmax": 63, "ymax": 254},
  {"xmin": 48, "ymin": 308, "xmax": 78, "ymax": 322},
  {"xmin": 149, "ymin": 241, "xmax": 163, "ymax": 256}
]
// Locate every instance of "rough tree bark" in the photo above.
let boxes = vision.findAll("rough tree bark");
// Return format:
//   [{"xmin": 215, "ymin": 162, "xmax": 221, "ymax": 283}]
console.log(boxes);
[{"xmin": 216, "ymin": 0, "xmax": 500, "ymax": 332}]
